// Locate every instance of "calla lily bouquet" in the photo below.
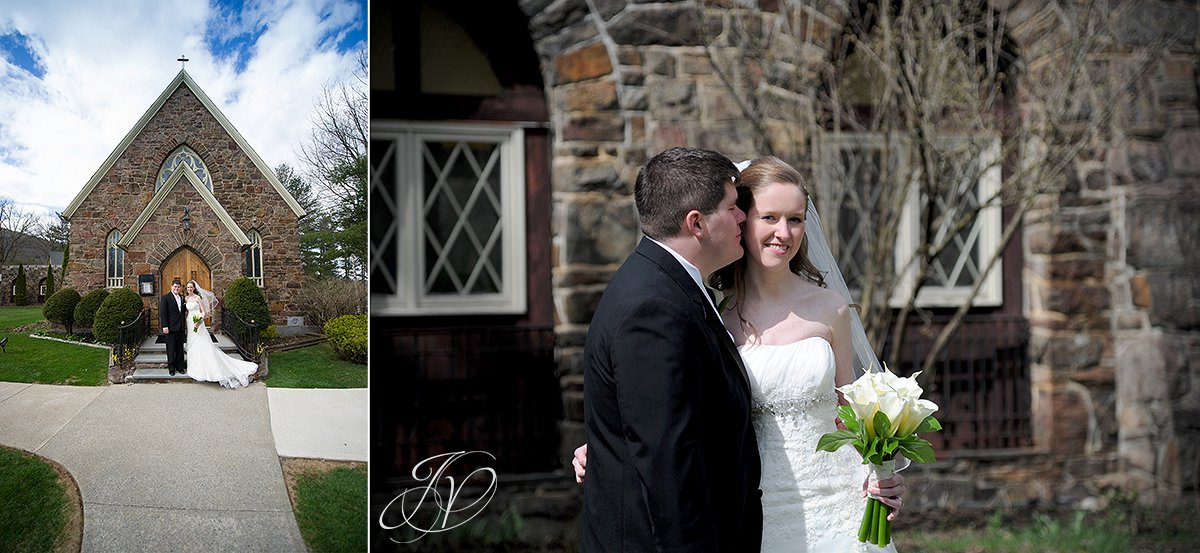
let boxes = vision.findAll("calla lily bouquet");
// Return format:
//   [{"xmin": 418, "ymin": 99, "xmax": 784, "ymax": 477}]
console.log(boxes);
[
  {"xmin": 191, "ymin": 315, "xmax": 202, "ymax": 333},
  {"xmin": 816, "ymin": 367, "xmax": 942, "ymax": 547}
]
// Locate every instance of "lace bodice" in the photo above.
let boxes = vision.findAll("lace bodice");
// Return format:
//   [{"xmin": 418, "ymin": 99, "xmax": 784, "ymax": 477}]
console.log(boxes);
[{"xmin": 740, "ymin": 337, "xmax": 896, "ymax": 553}]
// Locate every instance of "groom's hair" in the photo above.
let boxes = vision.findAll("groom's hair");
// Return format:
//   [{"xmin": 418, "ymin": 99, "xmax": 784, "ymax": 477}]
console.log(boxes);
[{"xmin": 635, "ymin": 147, "xmax": 738, "ymax": 240}]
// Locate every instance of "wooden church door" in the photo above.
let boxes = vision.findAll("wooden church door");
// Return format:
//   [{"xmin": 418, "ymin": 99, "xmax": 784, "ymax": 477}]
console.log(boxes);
[{"xmin": 160, "ymin": 248, "xmax": 211, "ymax": 294}]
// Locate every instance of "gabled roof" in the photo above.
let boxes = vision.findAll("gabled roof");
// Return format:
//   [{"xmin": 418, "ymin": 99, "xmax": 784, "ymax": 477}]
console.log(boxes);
[
  {"xmin": 118, "ymin": 163, "xmax": 251, "ymax": 248},
  {"xmin": 63, "ymin": 70, "xmax": 307, "ymax": 219}
]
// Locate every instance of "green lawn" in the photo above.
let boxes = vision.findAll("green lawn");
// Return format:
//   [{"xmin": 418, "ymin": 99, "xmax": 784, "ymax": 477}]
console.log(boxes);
[
  {"xmin": 267, "ymin": 342, "xmax": 366, "ymax": 389},
  {"xmin": 0, "ymin": 307, "xmax": 109, "ymax": 386},
  {"xmin": 0, "ymin": 306, "xmax": 46, "ymax": 331},
  {"xmin": 292, "ymin": 463, "xmax": 368, "ymax": 553},
  {"xmin": 0, "ymin": 446, "xmax": 73, "ymax": 552}
]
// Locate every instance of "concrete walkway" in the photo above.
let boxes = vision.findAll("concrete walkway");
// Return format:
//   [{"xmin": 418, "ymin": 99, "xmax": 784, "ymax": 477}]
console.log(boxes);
[{"xmin": 0, "ymin": 381, "xmax": 368, "ymax": 552}]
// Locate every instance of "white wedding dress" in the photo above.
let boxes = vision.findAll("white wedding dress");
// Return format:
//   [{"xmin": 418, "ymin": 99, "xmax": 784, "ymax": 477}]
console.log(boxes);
[
  {"xmin": 184, "ymin": 299, "xmax": 257, "ymax": 389},
  {"xmin": 741, "ymin": 336, "xmax": 897, "ymax": 553}
]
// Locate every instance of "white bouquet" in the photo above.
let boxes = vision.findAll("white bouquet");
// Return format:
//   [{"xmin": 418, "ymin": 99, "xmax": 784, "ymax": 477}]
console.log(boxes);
[{"xmin": 816, "ymin": 367, "xmax": 942, "ymax": 547}]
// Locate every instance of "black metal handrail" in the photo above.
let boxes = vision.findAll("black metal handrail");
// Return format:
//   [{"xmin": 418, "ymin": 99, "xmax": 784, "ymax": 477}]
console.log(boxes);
[
  {"xmin": 221, "ymin": 308, "xmax": 261, "ymax": 361},
  {"xmin": 115, "ymin": 308, "xmax": 150, "ymax": 368}
]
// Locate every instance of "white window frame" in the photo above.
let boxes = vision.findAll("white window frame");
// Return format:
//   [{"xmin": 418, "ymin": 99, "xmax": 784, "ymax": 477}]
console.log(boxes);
[
  {"xmin": 245, "ymin": 230, "xmax": 264, "ymax": 287},
  {"xmin": 370, "ymin": 121, "xmax": 527, "ymax": 315},
  {"xmin": 106, "ymin": 230, "xmax": 124, "ymax": 288},
  {"xmin": 818, "ymin": 132, "xmax": 1003, "ymax": 308}
]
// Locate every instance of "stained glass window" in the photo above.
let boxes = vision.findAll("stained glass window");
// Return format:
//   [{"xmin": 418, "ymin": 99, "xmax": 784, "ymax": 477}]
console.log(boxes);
[{"xmin": 157, "ymin": 145, "xmax": 213, "ymax": 192}]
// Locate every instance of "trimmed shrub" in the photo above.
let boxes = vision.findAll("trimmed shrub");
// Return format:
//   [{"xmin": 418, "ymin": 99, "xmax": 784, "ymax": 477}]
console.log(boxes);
[
  {"xmin": 93, "ymin": 288, "xmax": 145, "ymax": 344},
  {"xmin": 224, "ymin": 277, "xmax": 271, "ymax": 331},
  {"xmin": 13, "ymin": 264, "xmax": 27, "ymax": 305},
  {"xmin": 324, "ymin": 314, "xmax": 366, "ymax": 364},
  {"xmin": 43, "ymin": 288, "xmax": 80, "ymax": 335},
  {"xmin": 74, "ymin": 289, "xmax": 110, "ymax": 329},
  {"xmin": 261, "ymin": 325, "xmax": 278, "ymax": 341}
]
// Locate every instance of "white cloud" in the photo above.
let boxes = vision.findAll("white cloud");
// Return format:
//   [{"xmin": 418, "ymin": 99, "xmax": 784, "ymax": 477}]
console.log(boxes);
[{"xmin": 0, "ymin": 0, "xmax": 365, "ymax": 222}]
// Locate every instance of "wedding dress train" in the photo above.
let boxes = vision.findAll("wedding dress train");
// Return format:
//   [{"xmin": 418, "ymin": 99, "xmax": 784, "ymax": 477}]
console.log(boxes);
[
  {"xmin": 742, "ymin": 336, "xmax": 897, "ymax": 553},
  {"xmin": 184, "ymin": 299, "xmax": 258, "ymax": 389}
]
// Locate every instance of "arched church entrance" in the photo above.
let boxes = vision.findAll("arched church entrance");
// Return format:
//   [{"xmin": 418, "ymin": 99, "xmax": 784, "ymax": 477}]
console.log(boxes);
[{"xmin": 160, "ymin": 247, "xmax": 211, "ymax": 294}]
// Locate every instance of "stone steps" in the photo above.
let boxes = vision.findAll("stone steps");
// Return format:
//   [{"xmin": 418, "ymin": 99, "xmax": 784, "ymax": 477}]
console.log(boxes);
[{"xmin": 129, "ymin": 333, "xmax": 252, "ymax": 382}]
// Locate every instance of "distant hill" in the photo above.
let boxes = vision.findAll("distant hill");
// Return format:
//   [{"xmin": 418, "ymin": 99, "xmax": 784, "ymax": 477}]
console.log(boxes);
[{"xmin": 1, "ymin": 228, "xmax": 64, "ymax": 266}]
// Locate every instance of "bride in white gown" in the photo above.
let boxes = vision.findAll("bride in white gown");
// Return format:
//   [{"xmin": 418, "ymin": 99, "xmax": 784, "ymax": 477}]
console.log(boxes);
[
  {"xmin": 183, "ymin": 280, "xmax": 258, "ymax": 389},
  {"xmin": 715, "ymin": 156, "xmax": 900, "ymax": 552}
]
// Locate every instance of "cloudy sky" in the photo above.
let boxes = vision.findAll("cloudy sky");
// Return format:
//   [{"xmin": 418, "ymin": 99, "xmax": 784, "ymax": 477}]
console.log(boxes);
[{"xmin": 0, "ymin": 0, "xmax": 366, "ymax": 221}]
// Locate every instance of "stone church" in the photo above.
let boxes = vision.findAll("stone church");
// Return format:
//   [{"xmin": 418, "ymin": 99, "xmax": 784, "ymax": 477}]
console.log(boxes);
[{"xmin": 63, "ymin": 69, "xmax": 306, "ymax": 329}]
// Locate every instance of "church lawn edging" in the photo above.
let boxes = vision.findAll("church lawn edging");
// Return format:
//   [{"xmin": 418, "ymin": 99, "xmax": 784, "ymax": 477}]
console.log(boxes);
[
  {"xmin": 0, "ymin": 445, "xmax": 83, "ymax": 553},
  {"xmin": 266, "ymin": 342, "xmax": 366, "ymax": 389}
]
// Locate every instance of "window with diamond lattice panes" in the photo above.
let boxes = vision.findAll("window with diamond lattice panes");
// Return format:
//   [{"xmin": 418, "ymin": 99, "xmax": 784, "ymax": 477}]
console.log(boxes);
[
  {"xmin": 819, "ymin": 133, "xmax": 1001, "ymax": 307},
  {"xmin": 370, "ymin": 123, "xmax": 526, "ymax": 315}
]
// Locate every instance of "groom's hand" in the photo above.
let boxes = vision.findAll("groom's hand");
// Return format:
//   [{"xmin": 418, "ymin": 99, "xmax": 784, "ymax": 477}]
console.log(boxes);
[
  {"xmin": 162, "ymin": 327, "xmax": 169, "ymax": 334},
  {"xmin": 572, "ymin": 443, "xmax": 587, "ymax": 484},
  {"xmin": 864, "ymin": 473, "xmax": 906, "ymax": 521}
]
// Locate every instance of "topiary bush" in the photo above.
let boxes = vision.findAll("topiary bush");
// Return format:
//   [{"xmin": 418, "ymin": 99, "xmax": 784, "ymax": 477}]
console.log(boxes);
[
  {"xmin": 93, "ymin": 288, "xmax": 145, "ymax": 344},
  {"xmin": 224, "ymin": 277, "xmax": 271, "ymax": 331},
  {"xmin": 43, "ymin": 288, "xmax": 80, "ymax": 335},
  {"xmin": 323, "ymin": 314, "xmax": 366, "ymax": 364},
  {"xmin": 74, "ymin": 288, "xmax": 110, "ymax": 330}
]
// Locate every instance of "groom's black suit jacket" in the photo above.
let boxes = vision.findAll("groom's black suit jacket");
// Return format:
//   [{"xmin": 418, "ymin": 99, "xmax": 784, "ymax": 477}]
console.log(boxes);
[
  {"xmin": 159, "ymin": 292, "xmax": 185, "ymax": 332},
  {"xmin": 582, "ymin": 238, "xmax": 762, "ymax": 553}
]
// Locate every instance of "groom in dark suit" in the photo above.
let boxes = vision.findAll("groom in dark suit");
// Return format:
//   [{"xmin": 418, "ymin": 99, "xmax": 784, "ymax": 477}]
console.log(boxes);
[
  {"xmin": 582, "ymin": 147, "xmax": 763, "ymax": 552},
  {"xmin": 159, "ymin": 280, "xmax": 187, "ymax": 376}
]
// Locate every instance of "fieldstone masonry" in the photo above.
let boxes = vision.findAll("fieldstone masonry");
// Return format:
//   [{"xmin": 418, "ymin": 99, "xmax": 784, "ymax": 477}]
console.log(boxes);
[
  {"xmin": 519, "ymin": 0, "xmax": 1200, "ymax": 514},
  {"xmin": 65, "ymin": 77, "xmax": 305, "ymax": 328}
]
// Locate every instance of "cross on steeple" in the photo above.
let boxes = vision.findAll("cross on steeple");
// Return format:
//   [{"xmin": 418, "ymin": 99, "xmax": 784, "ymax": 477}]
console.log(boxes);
[{"xmin": 177, "ymin": 54, "xmax": 189, "ymax": 70}]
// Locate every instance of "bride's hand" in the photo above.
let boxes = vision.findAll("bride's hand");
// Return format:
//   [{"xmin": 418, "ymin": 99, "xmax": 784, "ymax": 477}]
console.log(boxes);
[
  {"xmin": 572, "ymin": 443, "xmax": 587, "ymax": 485},
  {"xmin": 863, "ymin": 472, "xmax": 905, "ymax": 521}
]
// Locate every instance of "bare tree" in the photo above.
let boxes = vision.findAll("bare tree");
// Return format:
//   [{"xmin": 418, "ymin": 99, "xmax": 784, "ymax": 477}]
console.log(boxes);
[
  {"xmin": 0, "ymin": 197, "xmax": 44, "ymax": 265},
  {"xmin": 706, "ymin": 0, "xmax": 1158, "ymax": 382},
  {"xmin": 297, "ymin": 48, "xmax": 368, "ymax": 202}
]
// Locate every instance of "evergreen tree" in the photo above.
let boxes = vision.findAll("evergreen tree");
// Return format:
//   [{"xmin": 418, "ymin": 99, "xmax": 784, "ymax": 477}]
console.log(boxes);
[
  {"xmin": 13, "ymin": 264, "xmax": 27, "ymax": 305},
  {"xmin": 60, "ymin": 242, "xmax": 69, "ymax": 284},
  {"xmin": 45, "ymin": 262, "xmax": 55, "ymax": 298}
]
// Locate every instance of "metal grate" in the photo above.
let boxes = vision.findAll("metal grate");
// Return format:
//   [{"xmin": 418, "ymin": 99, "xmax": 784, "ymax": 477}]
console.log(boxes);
[
  {"xmin": 374, "ymin": 325, "xmax": 560, "ymax": 480},
  {"xmin": 882, "ymin": 314, "xmax": 1032, "ymax": 451}
]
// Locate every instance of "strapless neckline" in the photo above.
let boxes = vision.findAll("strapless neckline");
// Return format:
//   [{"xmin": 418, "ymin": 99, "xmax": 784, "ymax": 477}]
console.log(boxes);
[{"xmin": 737, "ymin": 335, "xmax": 830, "ymax": 350}]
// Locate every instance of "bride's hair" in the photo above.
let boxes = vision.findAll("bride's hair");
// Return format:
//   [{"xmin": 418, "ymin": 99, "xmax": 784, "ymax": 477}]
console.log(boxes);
[{"xmin": 709, "ymin": 156, "xmax": 827, "ymax": 342}]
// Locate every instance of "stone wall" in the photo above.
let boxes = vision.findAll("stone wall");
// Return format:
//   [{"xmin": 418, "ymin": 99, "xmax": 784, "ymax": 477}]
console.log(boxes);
[
  {"xmin": 65, "ymin": 82, "xmax": 305, "ymax": 327},
  {"xmin": 1016, "ymin": 0, "xmax": 1200, "ymax": 505},
  {"xmin": 0, "ymin": 264, "xmax": 61, "ymax": 305}
]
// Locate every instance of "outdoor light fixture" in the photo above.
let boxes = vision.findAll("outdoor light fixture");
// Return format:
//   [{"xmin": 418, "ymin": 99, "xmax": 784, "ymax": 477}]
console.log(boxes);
[{"xmin": 181, "ymin": 207, "xmax": 191, "ymax": 230}]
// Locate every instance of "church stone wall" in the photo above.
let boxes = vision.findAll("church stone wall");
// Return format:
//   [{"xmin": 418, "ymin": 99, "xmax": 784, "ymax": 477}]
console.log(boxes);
[{"xmin": 66, "ymin": 83, "xmax": 305, "ymax": 328}]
